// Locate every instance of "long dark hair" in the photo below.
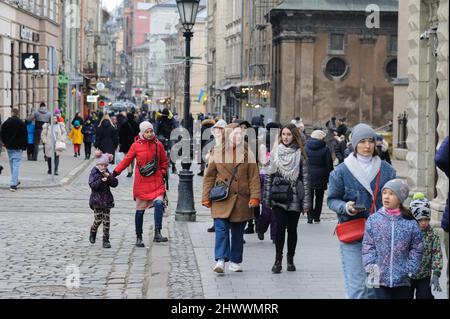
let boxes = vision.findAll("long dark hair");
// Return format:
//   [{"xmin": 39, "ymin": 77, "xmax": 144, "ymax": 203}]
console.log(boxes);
[
  {"xmin": 279, "ymin": 123, "xmax": 308, "ymax": 160},
  {"xmin": 400, "ymin": 204, "xmax": 416, "ymax": 221}
]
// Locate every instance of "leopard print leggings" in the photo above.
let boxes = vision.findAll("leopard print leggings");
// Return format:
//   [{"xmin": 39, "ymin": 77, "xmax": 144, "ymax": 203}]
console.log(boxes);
[{"xmin": 91, "ymin": 209, "xmax": 110, "ymax": 238}]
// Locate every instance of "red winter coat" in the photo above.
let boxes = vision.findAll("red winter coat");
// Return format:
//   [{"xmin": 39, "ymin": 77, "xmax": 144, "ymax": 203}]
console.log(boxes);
[{"xmin": 114, "ymin": 136, "xmax": 168, "ymax": 201}]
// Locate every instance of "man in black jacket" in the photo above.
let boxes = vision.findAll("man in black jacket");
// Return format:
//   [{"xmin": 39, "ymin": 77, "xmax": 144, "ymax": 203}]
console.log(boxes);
[{"xmin": 0, "ymin": 109, "xmax": 27, "ymax": 191}]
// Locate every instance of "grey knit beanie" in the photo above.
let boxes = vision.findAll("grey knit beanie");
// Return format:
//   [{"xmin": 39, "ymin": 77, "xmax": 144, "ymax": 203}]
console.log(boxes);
[
  {"xmin": 351, "ymin": 123, "xmax": 376, "ymax": 148},
  {"xmin": 382, "ymin": 179, "xmax": 410, "ymax": 203}
]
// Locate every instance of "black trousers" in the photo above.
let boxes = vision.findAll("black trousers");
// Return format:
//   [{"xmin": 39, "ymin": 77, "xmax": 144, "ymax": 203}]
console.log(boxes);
[
  {"xmin": 273, "ymin": 206, "xmax": 301, "ymax": 257},
  {"xmin": 84, "ymin": 142, "xmax": 92, "ymax": 158},
  {"xmin": 409, "ymin": 277, "xmax": 434, "ymax": 299},
  {"xmin": 27, "ymin": 144, "xmax": 34, "ymax": 160},
  {"xmin": 374, "ymin": 286, "xmax": 411, "ymax": 299},
  {"xmin": 47, "ymin": 153, "xmax": 60, "ymax": 173},
  {"xmin": 309, "ymin": 189, "xmax": 325, "ymax": 221},
  {"xmin": 33, "ymin": 127, "xmax": 43, "ymax": 160}
]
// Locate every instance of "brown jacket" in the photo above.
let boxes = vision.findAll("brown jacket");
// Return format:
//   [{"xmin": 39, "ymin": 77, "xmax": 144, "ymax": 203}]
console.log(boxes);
[{"xmin": 202, "ymin": 148, "xmax": 261, "ymax": 223}]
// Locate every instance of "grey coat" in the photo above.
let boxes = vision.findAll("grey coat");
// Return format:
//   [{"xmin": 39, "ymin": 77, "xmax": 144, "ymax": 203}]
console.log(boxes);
[{"xmin": 263, "ymin": 153, "xmax": 311, "ymax": 212}]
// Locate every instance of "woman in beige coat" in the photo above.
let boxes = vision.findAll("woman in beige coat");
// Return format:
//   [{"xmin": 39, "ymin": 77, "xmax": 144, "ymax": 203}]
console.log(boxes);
[
  {"xmin": 202, "ymin": 123, "xmax": 261, "ymax": 273},
  {"xmin": 41, "ymin": 116, "xmax": 67, "ymax": 175}
]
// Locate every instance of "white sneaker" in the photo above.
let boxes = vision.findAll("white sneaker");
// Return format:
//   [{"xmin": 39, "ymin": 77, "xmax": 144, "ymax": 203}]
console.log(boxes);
[
  {"xmin": 213, "ymin": 259, "xmax": 225, "ymax": 273},
  {"xmin": 228, "ymin": 262, "xmax": 243, "ymax": 272}
]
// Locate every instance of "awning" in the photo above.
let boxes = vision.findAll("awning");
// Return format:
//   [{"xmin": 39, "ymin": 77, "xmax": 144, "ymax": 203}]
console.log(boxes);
[
  {"xmin": 219, "ymin": 83, "xmax": 238, "ymax": 91},
  {"xmin": 237, "ymin": 80, "xmax": 270, "ymax": 88}
]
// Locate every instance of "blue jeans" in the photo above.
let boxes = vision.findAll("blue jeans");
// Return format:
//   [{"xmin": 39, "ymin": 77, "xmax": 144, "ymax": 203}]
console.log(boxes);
[
  {"xmin": 339, "ymin": 241, "xmax": 375, "ymax": 299},
  {"xmin": 7, "ymin": 149, "xmax": 22, "ymax": 187},
  {"xmin": 214, "ymin": 219, "xmax": 246, "ymax": 263}
]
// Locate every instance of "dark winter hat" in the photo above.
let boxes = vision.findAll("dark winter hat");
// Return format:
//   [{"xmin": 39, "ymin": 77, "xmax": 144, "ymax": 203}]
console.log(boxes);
[
  {"xmin": 410, "ymin": 197, "xmax": 431, "ymax": 220},
  {"xmin": 350, "ymin": 123, "xmax": 377, "ymax": 148},
  {"xmin": 382, "ymin": 179, "xmax": 410, "ymax": 203}
]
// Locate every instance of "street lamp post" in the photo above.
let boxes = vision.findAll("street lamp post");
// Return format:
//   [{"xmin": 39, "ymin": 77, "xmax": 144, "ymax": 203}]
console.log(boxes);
[{"xmin": 175, "ymin": 0, "xmax": 200, "ymax": 222}]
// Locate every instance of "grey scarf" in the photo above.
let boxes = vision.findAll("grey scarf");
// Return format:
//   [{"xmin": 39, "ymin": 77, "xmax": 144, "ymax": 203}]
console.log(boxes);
[{"xmin": 270, "ymin": 143, "xmax": 301, "ymax": 183}]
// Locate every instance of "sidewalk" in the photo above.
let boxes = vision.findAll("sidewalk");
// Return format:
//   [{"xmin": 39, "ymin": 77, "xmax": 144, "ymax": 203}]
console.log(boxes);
[{"xmin": 0, "ymin": 143, "xmax": 92, "ymax": 189}]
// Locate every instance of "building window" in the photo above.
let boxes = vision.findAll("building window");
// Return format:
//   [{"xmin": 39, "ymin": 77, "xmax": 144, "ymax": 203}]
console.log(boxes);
[
  {"xmin": 384, "ymin": 58, "xmax": 398, "ymax": 80},
  {"xmin": 328, "ymin": 33, "xmax": 346, "ymax": 54},
  {"xmin": 324, "ymin": 57, "xmax": 349, "ymax": 80}
]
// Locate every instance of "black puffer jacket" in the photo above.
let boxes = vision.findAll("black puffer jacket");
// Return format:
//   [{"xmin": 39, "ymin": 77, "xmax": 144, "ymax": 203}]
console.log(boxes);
[
  {"xmin": 119, "ymin": 114, "xmax": 139, "ymax": 153},
  {"xmin": 95, "ymin": 120, "xmax": 119, "ymax": 155},
  {"xmin": 305, "ymin": 138, "xmax": 334, "ymax": 190},
  {"xmin": 0, "ymin": 116, "xmax": 27, "ymax": 150},
  {"xmin": 263, "ymin": 145, "xmax": 311, "ymax": 212}
]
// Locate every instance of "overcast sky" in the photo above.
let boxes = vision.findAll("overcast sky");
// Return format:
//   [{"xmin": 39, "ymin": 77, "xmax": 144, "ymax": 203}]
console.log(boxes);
[{"xmin": 102, "ymin": 0, "xmax": 123, "ymax": 12}]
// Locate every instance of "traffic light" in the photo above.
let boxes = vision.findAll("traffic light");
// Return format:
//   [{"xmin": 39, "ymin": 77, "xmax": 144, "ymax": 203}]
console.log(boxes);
[{"xmin": 99, "ymin": 100, "xmax": 106, "ymax": 108}]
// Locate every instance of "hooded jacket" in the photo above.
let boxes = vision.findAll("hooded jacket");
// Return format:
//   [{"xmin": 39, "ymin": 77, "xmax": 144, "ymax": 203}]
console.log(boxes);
[
  {"xmin": 31, "ymin": 106, "xmax": 51, "ymax": 125},
  {"xmin": 435, "ymin": 136, "xmax": 449, "ymax": 232},
  {"xmin": 362, "ymin": 208, "xmax": 423, "ymax": 287},
  {"xmin": 305, "ymin": 138, "xmax": 334, "ymax": 190},
  {"xmin": 119, "ymin": 114, "xmax": 140, "ymax": 153}
]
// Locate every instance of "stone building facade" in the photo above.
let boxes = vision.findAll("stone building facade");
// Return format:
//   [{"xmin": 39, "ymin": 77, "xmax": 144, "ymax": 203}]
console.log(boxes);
[
  {"xmin": 269, "ymin": 0, "xmax": 398, "ymax": 127},
  {"xmin": 0, "ymin": 0, "xmax": 62, "ymax": 121}
]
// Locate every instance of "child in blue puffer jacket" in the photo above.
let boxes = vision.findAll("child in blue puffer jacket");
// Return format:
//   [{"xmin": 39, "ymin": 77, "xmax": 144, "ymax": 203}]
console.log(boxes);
[{"xmin": 362, "ymin": 179, "xmax": 423, "ymax": 299}]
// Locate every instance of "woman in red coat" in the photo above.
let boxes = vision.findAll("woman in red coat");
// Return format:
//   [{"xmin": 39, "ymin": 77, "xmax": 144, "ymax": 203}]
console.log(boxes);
[{"xmin": 113, "ymin": 121, "xmax": 169, "ymax": 247}]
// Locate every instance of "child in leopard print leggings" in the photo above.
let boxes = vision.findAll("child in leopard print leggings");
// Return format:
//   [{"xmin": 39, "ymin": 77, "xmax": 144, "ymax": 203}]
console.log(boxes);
[{"xmin": 89, "ymin": 152, "xmax": 118, "ymax": 248}]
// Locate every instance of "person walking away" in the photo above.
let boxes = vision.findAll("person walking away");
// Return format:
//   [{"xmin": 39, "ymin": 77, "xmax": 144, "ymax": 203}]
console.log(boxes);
[
  {"xmin": 206, "ymin": 119, "xmax": 227, "ymax": 233},
  {"xmin": 89, "ymin": 152, "xmax": 119, "ymax": 249},
  {"xmin": 157, "ymin": 108, "xmax": 177, "ymax": 173},
  {"xmin": 305, "ymin": 130, "xmax": 334, "ymax": 224},
  {"xmin": 25, "ymin": 120, "xmax": 35, "ymax": 160},
  {"xmin": 257, "ymin": 121, "xmax": 280, "ymax": 243},
  {"xmin": 119, "ymin": 113, "xmax": 140, "ymax": 177},
  {"xmin": 362, "ymin": 179, "xmax": 423, "ymax": 299},
  {"xmin": 198, "ymin": 116, "xmax": 216, "ymax": 176},
  {"xmin": 327, "ymin": 123, "xmax": 396, "ymax": 299},
  {"xmin": 113, "ymin": 121, "xmax": 169, "ymax": 246},
  {"xmin": 202, "ymin": 124, "xmax": 261, "ymax": 273},
  {"xmin": 435, "ymin": 135, "xmax": 449, "ymax": 297},
  {"xmin": 263, "ymin": 124, "xmax": 311, "ymax": 274},
  {"xmin": 376, "ymin": 134, "xmax": 392, "ymax": 164},
  {"xmin": 41, "ymin": 116, "xmax": 67, "ymax": 175},
  {"xmin": 0, "ymin": 114, "xmax": 3, "ymax": 175},
  {"xmin": 408, "ymin": 193, "xmax": 443, "ymax": 299},
  {"xmin": 95, "ymin": 115, "xmax": 119, "ymax": 164},
  {"xmin": 71, "ymin": 112, "xmax": 84, "ymax": 127},
  {"xmin": 81, "ymin": 118, "xmax": 96, "ymax": 159},
  {"xmin": 0, "ymin": 108, "xmax": 27, "ymax": 191},
  {"xmin": 68, "ymin": 120, "xmax": 83, "ymax": 157},
  {"xmin": 28, "ymin": 102, "xmax": 51, "ymax": 161}
]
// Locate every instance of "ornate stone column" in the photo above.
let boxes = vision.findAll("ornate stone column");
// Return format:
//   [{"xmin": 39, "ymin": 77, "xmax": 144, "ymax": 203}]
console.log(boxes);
[
  {"xmin": 405, "ymin": 0, "xmax": 434, "ymax": 197},
  {"xmin": 432, "ymin": 0, "xmax": 449, "ymax": 224}
]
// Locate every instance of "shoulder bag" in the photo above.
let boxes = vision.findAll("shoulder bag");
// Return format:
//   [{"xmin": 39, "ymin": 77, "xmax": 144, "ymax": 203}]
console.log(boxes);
[
  {"xmin": 335, "ymin": 170, "xmax": 381, "ymax": 244},
  {"xmin": 209, "ymin": 165, "xmax": 239, "ymax": 202},
  {"xmin": 138, "ymin": 141, "xmax": 158, "ymax": 177}
]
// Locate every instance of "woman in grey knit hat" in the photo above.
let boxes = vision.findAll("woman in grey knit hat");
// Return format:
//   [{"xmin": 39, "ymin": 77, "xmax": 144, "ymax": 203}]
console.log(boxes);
[{"xmin": 327, "ymin": 123, "xmax": 397, "ymax": 299}]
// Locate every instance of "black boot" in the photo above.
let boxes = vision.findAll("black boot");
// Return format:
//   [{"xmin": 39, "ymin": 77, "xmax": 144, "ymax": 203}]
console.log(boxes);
[
  {"xmin": 207, "ymin": 225, "xmax": 215, "ymax": 232},
  {"xmin": 287, "ymin": 254, "xmax": 296, "ymax": 272},
  {"xmin": 153, "ymin": 229, "xmax": 168, "ymax": 242},
  {"xmin": 89, "ymin": 230, "xmax": 97, "ymax": 244},
  {"xmin": 244, "ymin": 220, "xmax": 255, "ymax": 234},
  {"xmin": 103, "ymin": 236, "xmax": 111, "ymax": 249},
  {"xmin": 272, "ymin": 254, "xmax": 282, "ymax": 273},
  {"xmin": 136, "ymin": 234, "xmax": 145, "ymax": 248}
]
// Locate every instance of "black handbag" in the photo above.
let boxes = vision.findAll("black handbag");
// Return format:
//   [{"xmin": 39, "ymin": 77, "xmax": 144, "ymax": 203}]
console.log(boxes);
[
  {"xmin": 271, "ymin": 178, "xmax": 293, "ymax": 203},
  {"xmin": 138, "ymin": 141, "xmax": 158, "ymax": 177},
  {"xmin": 209, "ymin": 165, "xmax": 239, "ymax": 202}
]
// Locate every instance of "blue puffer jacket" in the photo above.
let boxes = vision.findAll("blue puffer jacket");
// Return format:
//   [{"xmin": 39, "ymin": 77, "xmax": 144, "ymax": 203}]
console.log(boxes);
[
  {"xmin": 327, "ymin": 159, "xmax": 396, "ymax": 223},
  {"xmin": 435, "ymin": 136, "xmax": 449, "ymax": 232},
  {"xmin": 362, "ymin": 208, "xmax": 423, "ymax": 287}
]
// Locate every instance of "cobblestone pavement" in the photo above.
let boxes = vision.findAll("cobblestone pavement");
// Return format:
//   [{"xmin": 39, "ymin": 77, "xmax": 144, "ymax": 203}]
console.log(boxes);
[{"xmin": 0, "ymin": 162, "xmax": 170, "ymax": 299}]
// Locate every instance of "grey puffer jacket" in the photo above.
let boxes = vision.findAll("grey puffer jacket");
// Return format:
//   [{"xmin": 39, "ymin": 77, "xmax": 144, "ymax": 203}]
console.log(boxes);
[{"xmin": 263, "ymin": 150, "xmax": 311, "ymax": 212}]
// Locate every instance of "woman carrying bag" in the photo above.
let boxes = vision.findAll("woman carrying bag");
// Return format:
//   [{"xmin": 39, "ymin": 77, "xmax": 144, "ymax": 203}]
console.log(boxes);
[
  {"xmin": 263, "ymin": 123, "xmax": 311, "ymax": 274},
  {"xmin": 202, "ymin": 123, "xmax": 261, "ymax": 274},
  {"xmin": 41, "ymin": 116, "xmax": 67, "ymax": 175},
  {"xmin": 327, "ymin": 123, "xmax": 396, "ymax": 299},
  {"xmin": 113, "ymin": 121, "xmax": 169, "ymax": 247}
]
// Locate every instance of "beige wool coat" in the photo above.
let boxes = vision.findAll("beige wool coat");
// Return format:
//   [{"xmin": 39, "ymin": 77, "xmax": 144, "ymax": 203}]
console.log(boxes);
[{"xmin": 202, "ymin": 147, "xmax": 261, "ymax": 223}]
